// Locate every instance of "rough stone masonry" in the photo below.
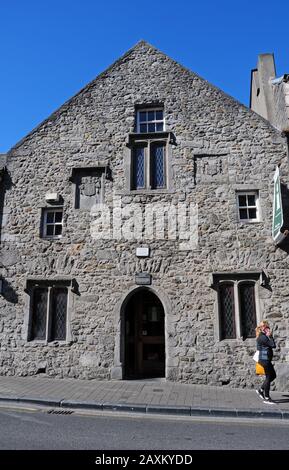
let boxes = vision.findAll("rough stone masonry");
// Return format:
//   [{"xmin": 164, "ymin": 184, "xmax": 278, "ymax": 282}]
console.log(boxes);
[{"xmin": 1, "ymin": 41, "xmax": 289, "ymax": 390}]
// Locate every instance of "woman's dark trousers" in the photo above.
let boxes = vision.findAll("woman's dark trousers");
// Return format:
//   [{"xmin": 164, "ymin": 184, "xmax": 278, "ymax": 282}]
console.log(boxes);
[{"xmin": 259, "ymin": 361, "xmax": 276, "ymax": 398}]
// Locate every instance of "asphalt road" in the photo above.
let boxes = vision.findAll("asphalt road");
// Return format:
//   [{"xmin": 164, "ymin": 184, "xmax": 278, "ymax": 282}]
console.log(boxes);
[{"xmin": 1, "ymin": 405, "xmax": 289, "ymax": 451}]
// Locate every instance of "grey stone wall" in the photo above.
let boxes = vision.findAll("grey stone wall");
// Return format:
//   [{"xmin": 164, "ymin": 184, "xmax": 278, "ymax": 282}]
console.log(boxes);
[
  {"xmin": 1, "ymin": 41, "xmax": 289, "ymax": 389},
  {"xmin": 272, "ymin": 80, "xmax": 289, "ymax": 132}
]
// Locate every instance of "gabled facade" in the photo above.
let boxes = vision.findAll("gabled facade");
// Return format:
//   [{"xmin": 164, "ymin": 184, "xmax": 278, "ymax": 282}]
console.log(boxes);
[{"xmin": 1, "ymin": 41, "xmax": 289, "ymax": 389}]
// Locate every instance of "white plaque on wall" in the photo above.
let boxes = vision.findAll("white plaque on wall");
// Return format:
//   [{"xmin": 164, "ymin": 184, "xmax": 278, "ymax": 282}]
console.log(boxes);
[{"xmin": 136, "ymin": 247, "xmax": 150, "ymax": 257}]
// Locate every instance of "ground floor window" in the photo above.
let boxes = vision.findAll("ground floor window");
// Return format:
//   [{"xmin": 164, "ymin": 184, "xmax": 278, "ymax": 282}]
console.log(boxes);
[
  {"xmin": 28, "ymin": 283, "xmax": 68, "ymax": 342},
  {"xmin": 213, "ymin": 273, "xmax": 261, "ymax": 340}
]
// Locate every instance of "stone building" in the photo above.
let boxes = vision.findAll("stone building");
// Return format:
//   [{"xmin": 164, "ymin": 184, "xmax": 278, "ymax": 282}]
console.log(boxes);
[{"xmin": 1, "ymin": 41, "xmax": 289, "ymax": 389}]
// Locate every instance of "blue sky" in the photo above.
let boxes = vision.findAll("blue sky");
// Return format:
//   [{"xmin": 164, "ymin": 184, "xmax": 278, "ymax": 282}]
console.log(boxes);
[{"xmin": 1, "ymin": 0, "xmax": 289, "ymax": 152}]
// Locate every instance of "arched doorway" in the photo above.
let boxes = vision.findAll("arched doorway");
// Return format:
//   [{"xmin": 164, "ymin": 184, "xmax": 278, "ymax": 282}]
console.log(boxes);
[{"xmin": 124, "ymin": 289, "xmax": 165, "ymax": 379}]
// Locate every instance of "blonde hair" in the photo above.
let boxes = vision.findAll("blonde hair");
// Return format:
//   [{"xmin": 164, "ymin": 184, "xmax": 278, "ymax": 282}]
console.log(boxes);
[{"xmin": 255, "ymin": 320, "xmax": 270, "ymax": 338}]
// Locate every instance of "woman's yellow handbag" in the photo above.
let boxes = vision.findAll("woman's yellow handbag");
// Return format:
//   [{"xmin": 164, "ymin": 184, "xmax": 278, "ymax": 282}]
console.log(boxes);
[{"xmin": 256, "ymin": 363, "xmax": 265, "ymax": 375}]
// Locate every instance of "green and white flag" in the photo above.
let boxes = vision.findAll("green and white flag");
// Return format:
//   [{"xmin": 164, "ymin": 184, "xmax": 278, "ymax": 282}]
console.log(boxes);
[{"xmin": 272, "ymin": 166, "xmax": 285, "ymax": 244}]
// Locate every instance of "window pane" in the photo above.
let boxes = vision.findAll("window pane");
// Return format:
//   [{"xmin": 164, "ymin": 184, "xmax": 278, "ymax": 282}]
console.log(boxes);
[
  {"xmin": 133, "ymin": 147, "xmax": 145, "ymax": 189},
  {"xmin": 248, "ymin": 208, "xmax": 257, "ymax": 219},
  {"xmin": 50, "ymin": 288, "xmax": 67, "ymax": 340},
  {"xmin": 247, "ymin": 195, "xmax": 256, "ymax": 206},
  {"xmin": 219, "ymin": 284, "xmax": 236, "ymax": 339},
  {"xmin": 156, "ymin": 110, "xmax": 163, "ymax": 120},
  {"xmin": 156, "ymin": 122, "xmax": 163, "ymax": 131},
  {"xmin": 55, "ymin": 211, "xmax": 63, "ymax": 223},
  {"xmin": 148, "ymin": 123, "xmax": 155, "ymax": 133},
  {"xmin": 31, "ymin": 288, "xmax": 47, "ymax": 340},
  {"xmin": 239, "ymin": 209, "xmax": 247, "ymax": 219},
  {"xmin": 148, "ymin": 111, "xmax": 154, "ymax": 121},
  {"xmin": 151, "ymin": 145, "xmax": 165, "ymax": 189},
  {"xmin": 55, "ymin": 225, "xmax": 62, "ymax": 235},
  {"xmin": 46, "ymin": 225, "xmax": 54, "ymax": 236},
  {"xmin": 140, "ymin": 123, "xmax": 147, "ymax": 133},
  {"xmin": 139, "ymin": 112, "xmax": 146, "ymax": 122},
  {"xmin": 239, "ymin": 284, "xmax": 256, "ymax": 339},
  {"xmin": 46, "ymin": 212, "xmax": 54, "ymax": 223},
  {"xmin": 238, "ymin": 195, "xmax": 247, "ymax": 207}
]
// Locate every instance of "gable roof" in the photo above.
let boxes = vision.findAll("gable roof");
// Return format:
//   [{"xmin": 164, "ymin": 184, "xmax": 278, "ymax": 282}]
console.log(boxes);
[{"xmin": 8, "ymin": 40, "xmax": 281, "ymax": 152}]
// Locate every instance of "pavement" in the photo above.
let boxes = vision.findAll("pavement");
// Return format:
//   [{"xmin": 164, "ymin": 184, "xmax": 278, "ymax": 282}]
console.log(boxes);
[{"xmin": 1, "ymin": 375, "xmax": 289, "ymax": 420}]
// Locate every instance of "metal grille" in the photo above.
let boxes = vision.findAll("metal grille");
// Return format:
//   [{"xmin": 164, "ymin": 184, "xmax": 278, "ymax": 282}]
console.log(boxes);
[
  {"xmin": 31, "ymin": 288, "xmax": 48, "ymax": 340},
  {"xmin": 219, "ymin": 284, "xmax": 236, "ymax": 339},
  {"xmin": 50, "ymin": 288, "xmax": 67, "ymax": 340},
  {"xmin": 239, "ymin": 283, "xmax": 256, "ymax": 339},
  {"xmin": 47, "ymin": 409, "xmax": 73, "ymax": 415},
  {"xmin": 134, "ymin": 147, "xmax": 145, "ymax": 189},
  {"xmin": 151, "ymin": 144, "xmax": 165, "ymax": 188}
]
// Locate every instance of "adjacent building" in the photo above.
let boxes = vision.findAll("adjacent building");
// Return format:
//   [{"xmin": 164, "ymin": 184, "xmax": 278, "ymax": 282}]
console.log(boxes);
[{"xmin": 1, "ymin": 42, "xmax": 289, "ymax": 389}]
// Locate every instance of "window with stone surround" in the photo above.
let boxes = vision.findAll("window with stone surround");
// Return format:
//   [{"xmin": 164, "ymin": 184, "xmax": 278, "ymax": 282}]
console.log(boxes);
[
  {"xmin": 29, "ymin": 285, "xmax": 67, "ymax": 342},
  {"xmin": 132, "ymin": 140, "xmax": 166, "ymax": 190},
  {"xmin": 212, "ymin": 273, "xmax": 262, "ymax": 341},
  {"xmin": 236, "ymin": 191, "xmax": 260, "ymax": 222},
  {"xmin": 25, "ymin": 278, "xmax": 79, "ymax": 342},
  {"xmin": 136, "ymin": 108, "xmax": 164, "ymax": 133},
  {"xmin": 41, "ymin": 208, "xmax": 63, "ymax": 239}
]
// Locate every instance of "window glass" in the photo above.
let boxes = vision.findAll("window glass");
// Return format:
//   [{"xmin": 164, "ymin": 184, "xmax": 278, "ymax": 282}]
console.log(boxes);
[
  {"xmin": 46, "ymin": 212, "xmax": 54, "ymax": 223},
  {"xmin": 139, "ymin": 112, "xmax": 146, "ymax": 122},
  {"xmin": 239, "ymin": 209, "xmax": 247, "ymax": 219},
  {"xmin": 55, "ymin": 212, "xmax": 63, "ymax": 223},
  {"xmin": 219, "ymin": 283, "xmax": 236, "ymax": 339},
  {"xmin": 247, "ymin": 195, "xmax": 256, "ymax": 206},
  {"xmin": 50, "ymin": 288, "xmax": 67, "ymax": 341},
  {"xmin": 238, "ymin": 195, "xmax": 247, "ymax": 207},
  {"xmin": 31, "ymin": 288, "xmax": 48, "ymax": 340},
  {"xmin": 156, "ymin": 110, "xmax": 163, "ymax": 120},
  {"xmin": 239, "ymin": 283, "xmax": 256, "ymax": 339}
]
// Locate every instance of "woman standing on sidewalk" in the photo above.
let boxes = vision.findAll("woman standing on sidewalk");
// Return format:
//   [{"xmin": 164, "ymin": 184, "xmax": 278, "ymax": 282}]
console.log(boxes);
[{"xmin": 255, "ymin": 320, "xmax": 276, "ymax": 404}]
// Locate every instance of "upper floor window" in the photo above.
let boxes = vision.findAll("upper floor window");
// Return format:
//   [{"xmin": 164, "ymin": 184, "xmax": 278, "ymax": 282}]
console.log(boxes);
[
  {"xmin": 136, "ymin": 108, "xmax": 164, "ymax": 133},
  {"xmin": 42, "ymin": 208, "xmax": 63, "ymax": 239},
  {"xmin": 237, "ymin": 191, "xmax": 260, "ymax": 222},
  {"xmin": 132, "ymin": 141, "xmax": 166, "ymax": 190}
]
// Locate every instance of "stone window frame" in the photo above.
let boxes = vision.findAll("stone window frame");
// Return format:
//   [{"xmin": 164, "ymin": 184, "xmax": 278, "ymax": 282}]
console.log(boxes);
[
  {"xmin": 211, "ymin": 272, "xmax": 264, "ymax": 343},
  {"xmin": 124, "ymin": 132, "xmax": 175, "ymax": 194},
  {"xmin": 24, "ymin": 277, "xmax": 77, "ymax": 345},
  {"xmin": 236, "ymin": 190, "xmax": 261, "ymax": 223}
]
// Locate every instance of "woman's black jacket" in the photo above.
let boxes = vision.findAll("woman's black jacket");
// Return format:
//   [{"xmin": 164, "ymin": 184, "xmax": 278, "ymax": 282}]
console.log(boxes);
[{"xmin": 257, "ymin": 332, "xmax": 276, "ymax": 362}]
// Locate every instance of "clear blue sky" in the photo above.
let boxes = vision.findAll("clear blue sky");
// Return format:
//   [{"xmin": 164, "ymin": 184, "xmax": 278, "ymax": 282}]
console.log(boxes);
[{"xmin": 1, "ymin": 0, "xmax": 289, "ymax": 152}]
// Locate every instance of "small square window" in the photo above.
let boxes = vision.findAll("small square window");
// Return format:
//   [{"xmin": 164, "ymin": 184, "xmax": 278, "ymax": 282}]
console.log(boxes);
[
  {"xmin": 148, "ymin": 111, "xmax": 154, "ymax": 121},
  {"xmin": 136, "ymin": 108, "xmax": 165, "ymax": 133},
  {"xmin": 236, "ymin": 191, "xmax": 260, "ymax": 222},
  {"xmin": 42, "ymin": 208, "xmax": 63, "ymax": 238}
]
